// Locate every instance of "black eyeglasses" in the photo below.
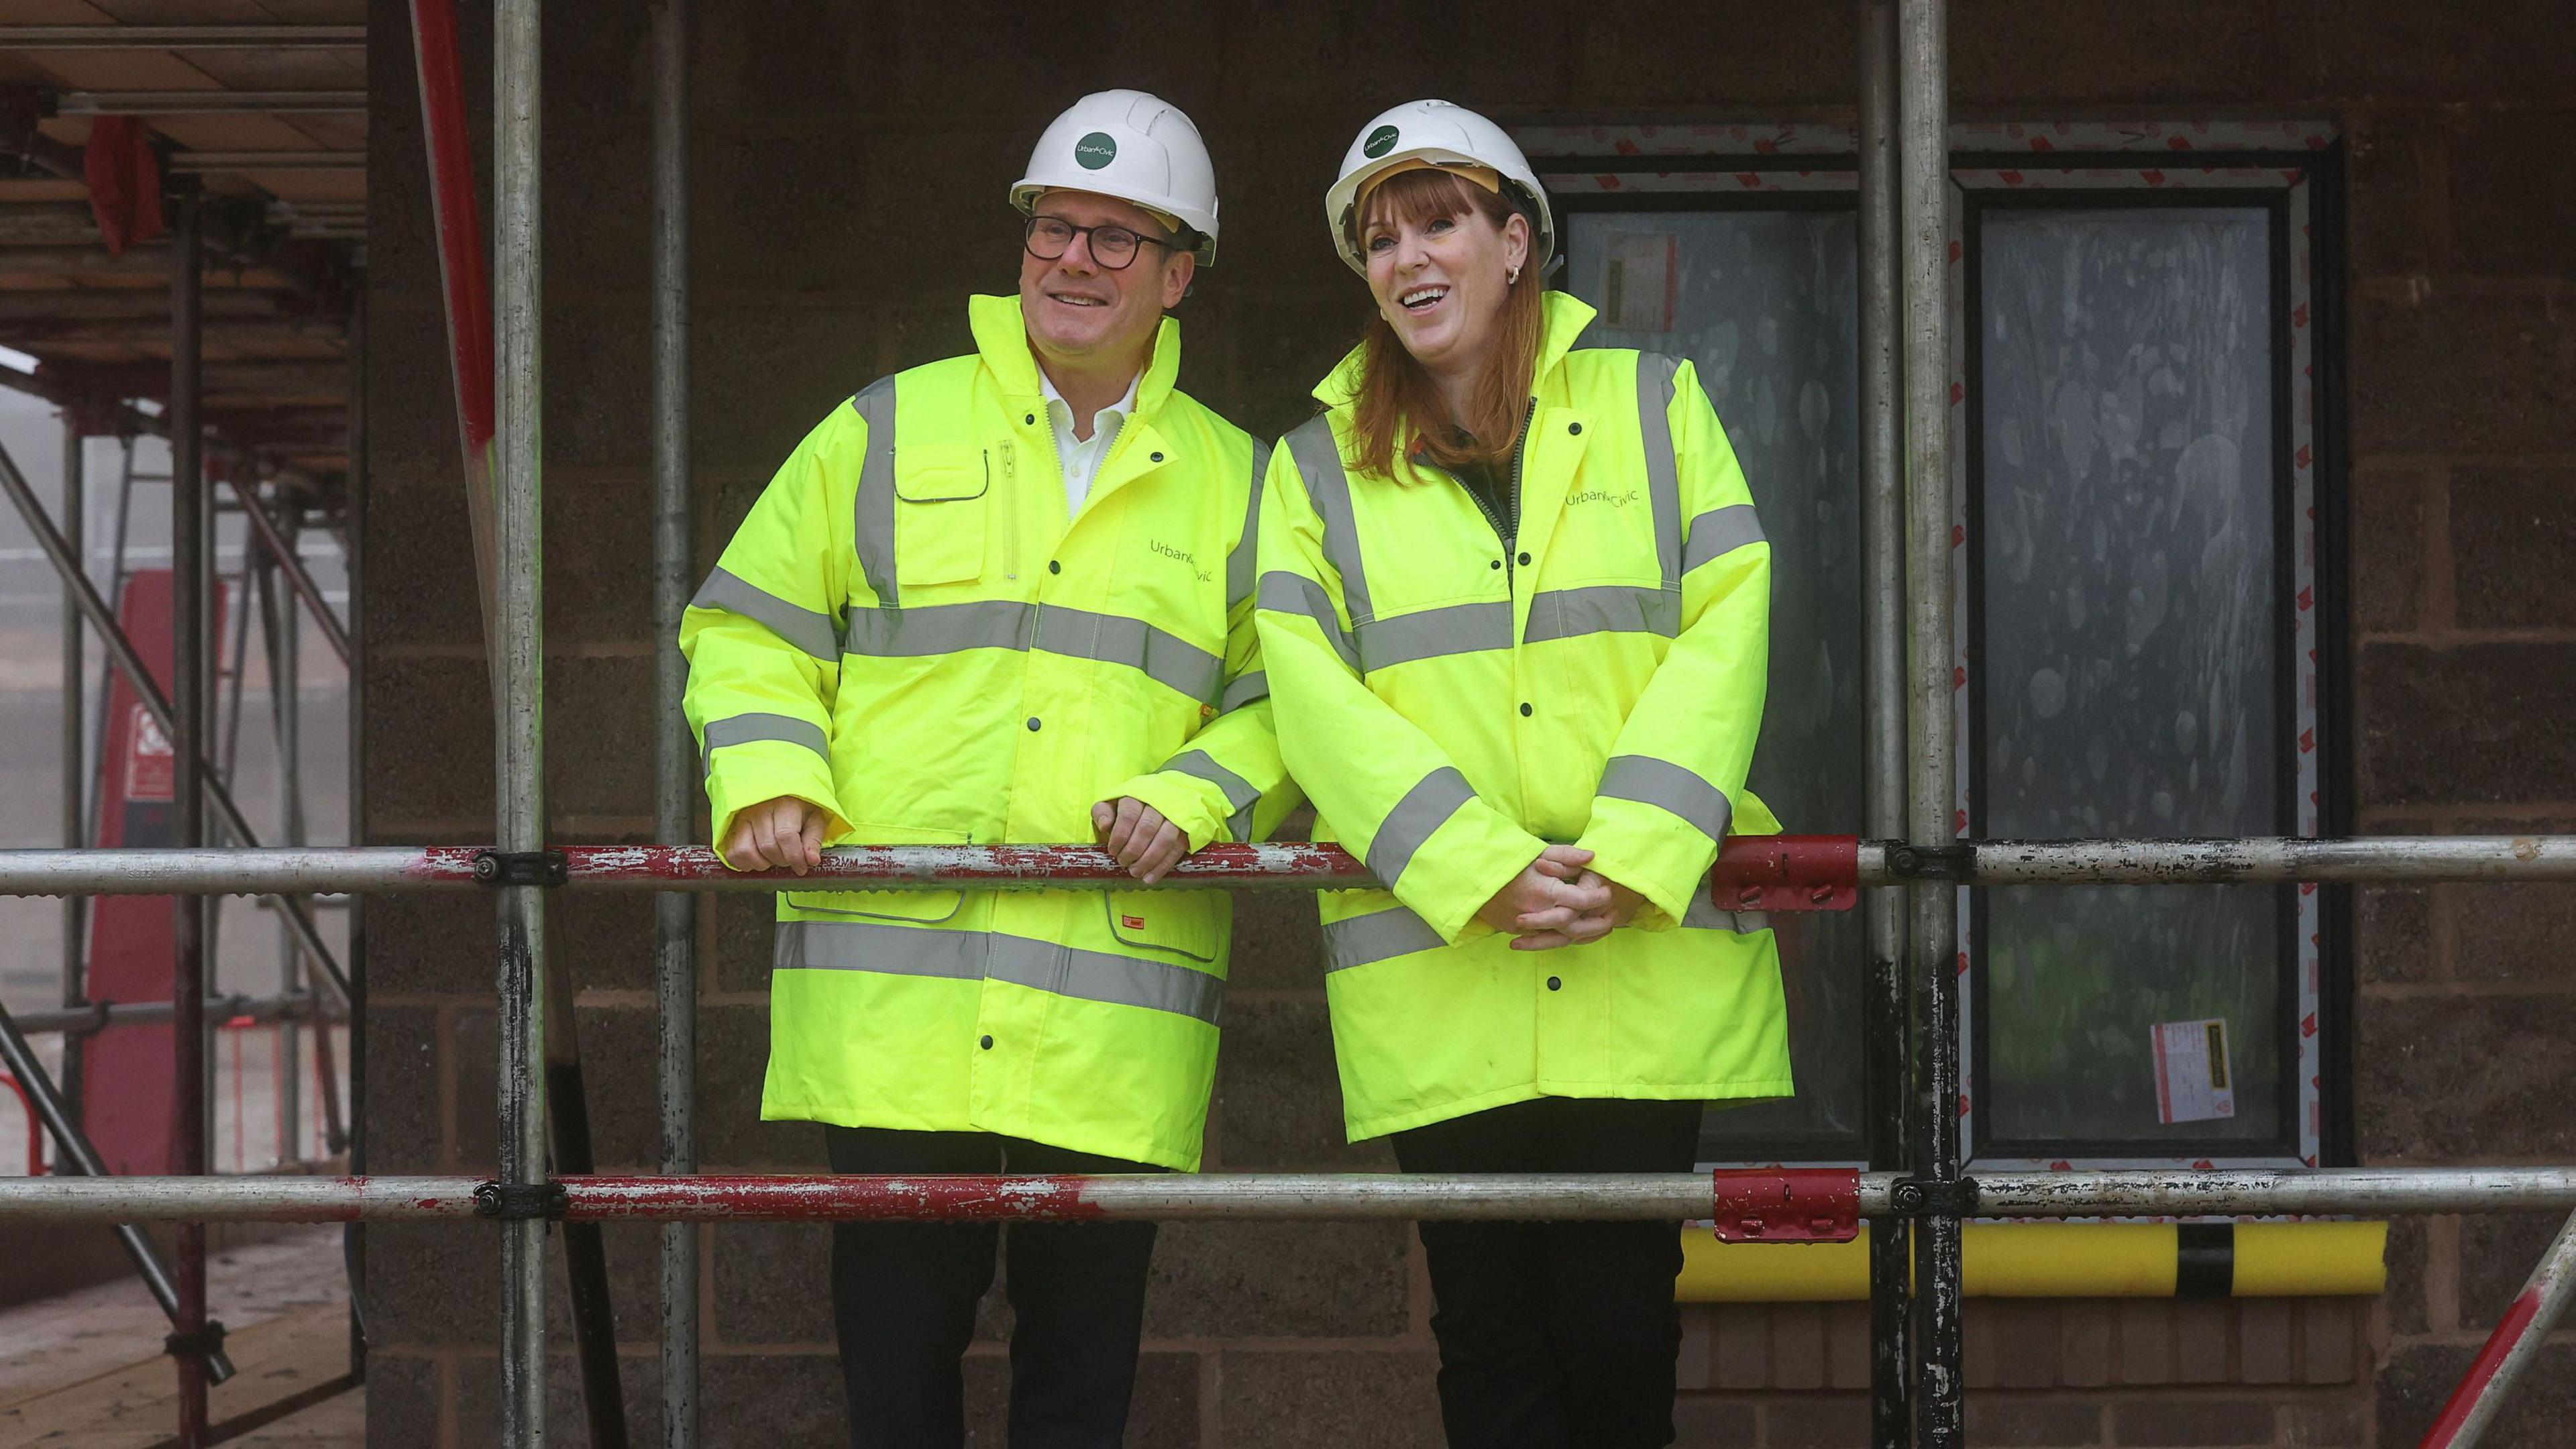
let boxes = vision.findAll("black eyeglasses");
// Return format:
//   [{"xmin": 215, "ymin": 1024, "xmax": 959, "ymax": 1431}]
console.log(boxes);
[{"xmin": 1023, "ymin": 215, "xmax": 1178, "ymax": 271}]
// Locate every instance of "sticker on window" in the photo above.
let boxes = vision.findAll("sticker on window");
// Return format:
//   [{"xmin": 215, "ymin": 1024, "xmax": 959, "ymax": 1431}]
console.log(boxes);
[
  {"xmin": 2151, "ymin": 1018, "xmax": 2236, "ymax": 1125},
  {"xmin": 1601, "ymin": 230, "xmax": 1679, "ymax": 334}
]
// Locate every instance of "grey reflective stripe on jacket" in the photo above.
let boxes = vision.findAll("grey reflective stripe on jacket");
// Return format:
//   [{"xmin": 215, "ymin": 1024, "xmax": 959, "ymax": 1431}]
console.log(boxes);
[
  {"xmin": 702, "ymin": 712, "xmax": 830, "ymax": 778},
  {"xmin": 1367, "ymin": 766, "xmax": 1475, "ymax": 890},
  {"xmin": 1322, "ymin": 905, "xmax": 1448, "ymax": 971},
  {"xmin": 1281, "ymin": 362, "xmax": 1711, "ymax": 669},
  {"xmin": 841, "ymin": 599, "xmax": 1226, "ymax": 706},
  {"xmin": 1522, "ymin": 584, "xmax": 1682, "ymax": 645},
  {"xmin": 1035, "ymin": 606, "xmax": 1226, "ymax": 703},
  {"xmin": 1227, "ymin": 440, "xmax": 1271, "ymax": 609},
  {"xmin": 1636, "ymin": 352, "xmax": 1684, "ymax": 590},
  {"xmin": 690, "ymin": 566, "xmax": 843, "ymax": 659},
  {"xmin": 1285, "ymin": 415, "xmax": 1374, "ymax": 622},
  {"xmin": 1680, "ymin": 895, "xmax": 1770, "ymax": 934},
  {"xmin": 1258, "ymin": 570, "xmax": 1360, "ymax": 671},
  {"xmin": 1682, "ymin": 504, "xmax": 1766, "ymax": 574},
  {"xmin": 1356, "ymin": 601, "xmax": 1513, "ymax": 672},
  {"xmin": 1220, "ymin": 670, "xmax": 1269, "ymax": 712},
  {"xmin": 1163, "ymin": 749, "xmax": 1261, "ymax": 843},
  {"xmin": 1322, "ymin": 892, "xmax": 1768, "ymax": 972},
  {"xmin": 776, "ymin": 919, "xmax": 1224, "ymax": 1025},
  {"xmin": 849, "ymin": 376, "xmax": 899, "ymax": 604},
  {"xmin": 1597, "ymin": 753, "xmax": 1733, "ymax": 841}
]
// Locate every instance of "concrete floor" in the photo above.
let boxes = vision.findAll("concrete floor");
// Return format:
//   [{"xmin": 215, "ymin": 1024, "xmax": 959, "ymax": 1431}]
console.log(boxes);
[{"xmin": 0, "ymin": 1225, "xmax": 360, "ymax": 1446}]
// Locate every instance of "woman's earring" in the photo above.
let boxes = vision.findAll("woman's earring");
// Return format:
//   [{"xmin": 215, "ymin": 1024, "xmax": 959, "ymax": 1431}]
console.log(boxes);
[{"xmin": 1507, "ymin": 266, "xmax": 1521, "ymax": 284}]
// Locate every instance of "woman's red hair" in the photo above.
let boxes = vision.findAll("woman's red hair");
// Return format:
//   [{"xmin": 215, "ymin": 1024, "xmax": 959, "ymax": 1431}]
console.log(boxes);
[{"xmin": 1344, "ymin": 168, "xmax": 1547, "ymax": 480}]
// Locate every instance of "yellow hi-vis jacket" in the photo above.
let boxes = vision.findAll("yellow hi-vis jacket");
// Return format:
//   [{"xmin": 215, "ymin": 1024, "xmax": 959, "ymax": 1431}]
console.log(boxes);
[
  {"xmin": 1254, "ymin": 292, "xmax": 1792, "ymax": 1142},
  {"xmin": 680, "ymin": 294, "xmax": 1296, "ymax": 1171}
]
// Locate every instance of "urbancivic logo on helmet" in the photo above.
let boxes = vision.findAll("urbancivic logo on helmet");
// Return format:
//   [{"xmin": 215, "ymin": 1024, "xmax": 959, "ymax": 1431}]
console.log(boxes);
[
  {"xmin": 1362, "ymin": 125, "xmax": 1400, "ymax": 159},
  {"xmin": 1074, "ymin": 131, "xmax": 1118, "ymax": 170}
]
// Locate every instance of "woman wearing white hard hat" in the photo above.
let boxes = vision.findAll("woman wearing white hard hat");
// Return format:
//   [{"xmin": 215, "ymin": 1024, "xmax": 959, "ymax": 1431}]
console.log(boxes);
[{"xmin": 1255, "ymin": 99, "xmax": 1788, "ymax": 1446}]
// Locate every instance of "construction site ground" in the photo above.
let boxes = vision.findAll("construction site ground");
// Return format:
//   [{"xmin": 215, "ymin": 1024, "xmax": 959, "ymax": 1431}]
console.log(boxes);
[{"xmin": 0, "ymin": 1225, "xmax": 359, "ymax": 1446}]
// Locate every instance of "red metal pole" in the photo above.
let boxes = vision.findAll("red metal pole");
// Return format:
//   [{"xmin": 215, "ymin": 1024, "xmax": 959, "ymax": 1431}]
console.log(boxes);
[
  {"xmin": 2417, "ymin": 1205, "xmax": 2576, "ymax": 1448},
  {"xmin": 1, "ymin": 1074, "xmax": 42, "ymax": 1175},
  {"xmin": 405, "ymin": 0, "xmax": 499, "ymax": 651}
]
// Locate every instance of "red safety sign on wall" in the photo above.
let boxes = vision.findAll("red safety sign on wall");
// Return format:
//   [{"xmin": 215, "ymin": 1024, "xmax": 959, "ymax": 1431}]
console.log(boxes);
[
  {"xmin": 122, "ymin": 706, "xmax": 174, "ymax": 804},
  {"xmin": 81, "ymin": 570, "xmax": 220, "ymax": 1176}
]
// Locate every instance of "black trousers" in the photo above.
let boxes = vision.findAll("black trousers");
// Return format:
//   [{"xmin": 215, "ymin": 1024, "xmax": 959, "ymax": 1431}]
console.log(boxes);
[
  {"xmin": 1391, "ymin": 1096, "xmax": 1705, "ymax": 1449},
  {"xmin": 824, "ymin": 1125, "xmax": 1161, "ymax": 1449}
]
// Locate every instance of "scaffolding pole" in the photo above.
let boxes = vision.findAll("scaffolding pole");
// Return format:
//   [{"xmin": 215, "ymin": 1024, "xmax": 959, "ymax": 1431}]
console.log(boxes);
[
  {"xmin": 1855, "ymin": 1, "xmax": 1909, "ymax": 1442},
  {"xmin": 0, "ymin": 446, "xmax": 353, "ymax": 1002},
  {"xmin": 649, "ymin": 1, "xmax": 698, "ymax": 1444},
  {"xmin": 2418, "ymin": 1205, "xmax": 2576, "ymax": 1449},
  {"xmin": 228, "ymin": 474, "xmax": 352, "ymax": 667},
  {"xmin": 0, "ymin": 837, "xmax": 2570, "ymax": 897},
  {"xmin": 492, "ymin": 0, "xmax": 552, "ymax": 1439},
  {"xmin": 3, "ymin": 1167, "xmax": 2575, "ymax": 1224},
  {"xmin": 0, "ymin": 1004, "xmax": 241, "ymax": 1385},
  {"xmin": 59, "ymin": 416, "xmax": 87, "ymax": 1122},
  {"xmin": 168, "ymin": 177, "xmax": 216, "ymax": 1449},
  {"xmin": 1896, "ymin": 0, "xmax": 1962, "ymax": 1439},
  {"xmin": 344, "ymin": 283, "xmax": 372, "ymax": 1382},
  {"xmin": 6, "ymin": 993, "xmax": 337, "ymax": 1037}
]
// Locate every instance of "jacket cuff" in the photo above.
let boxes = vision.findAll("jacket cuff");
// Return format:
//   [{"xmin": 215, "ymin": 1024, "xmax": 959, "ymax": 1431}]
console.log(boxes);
[
  {"xmin": 1110, "ymin": 771, "xmax": 1229, "ymax": 855},
  {"xmin": 706, "ymin": 747, "xmax": 848, "ymax": 865},
  {"xmin": 1393, "ymin": 806, "xmax": 1548, "ymax": 946},
  {"xmin": 1575, "ymin": 796, "xmax": 1721, "ymax": 932}
]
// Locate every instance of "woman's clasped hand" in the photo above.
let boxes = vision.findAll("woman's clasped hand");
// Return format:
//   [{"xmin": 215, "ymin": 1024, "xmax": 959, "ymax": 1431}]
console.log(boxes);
[{"xmin": 1475, "ymin": 844, "xmax": 1645, "ymax": 949}]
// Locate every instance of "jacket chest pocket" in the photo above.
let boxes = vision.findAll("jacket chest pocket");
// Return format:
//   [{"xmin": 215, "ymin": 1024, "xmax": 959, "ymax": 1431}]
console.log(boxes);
[{"xmin": 894, "ymin": 444, "xmax": 989, "ymax": 587}]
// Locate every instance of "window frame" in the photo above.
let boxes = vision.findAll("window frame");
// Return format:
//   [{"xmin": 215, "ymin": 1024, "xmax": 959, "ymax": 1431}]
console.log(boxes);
[{"xmin": 1523, "ymin": 120, "xmax": 2353, "ymax": 1171}]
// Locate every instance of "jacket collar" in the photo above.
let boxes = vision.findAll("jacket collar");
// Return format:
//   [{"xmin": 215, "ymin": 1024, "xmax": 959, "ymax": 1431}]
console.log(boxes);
[
  {"xmin": 969, "ymin": 293, "xmax": 1182, "ymax": 419},
  {"xmin": 1311, "ymin": 290, "xmax": 1601, "ymax": 410}
]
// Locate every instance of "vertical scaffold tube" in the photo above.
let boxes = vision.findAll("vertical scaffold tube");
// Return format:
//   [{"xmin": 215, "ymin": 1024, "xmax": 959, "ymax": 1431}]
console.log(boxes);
[
  {"xmin": 344, "ymin": 285, "xmax": 372, "ymax": 1379},
  {"xmin": 1897, "ymin": 0, "xmax": 1962, "ymax": 1442},
  {"xmin": 59, "ymin": 415, "xmax": 86, "ymax": 1118},
  {"xmin": 168, "ymin": 178, "xmax": 213, "ymax": 1449},
  {"xmin": 649, "ymin": 3, "xmax": 699, "ymax": 1446},
  {"xmin": 1855, "ymin": 1, "xmax": 1910, "ymax": 1444},
  {"xmin": 264, "ymin": 530, "xmax": 306, "ymax": 1165},
  {"xmin": 492, "ymin": 2, "xmax": 550, "ymax": 1442}
]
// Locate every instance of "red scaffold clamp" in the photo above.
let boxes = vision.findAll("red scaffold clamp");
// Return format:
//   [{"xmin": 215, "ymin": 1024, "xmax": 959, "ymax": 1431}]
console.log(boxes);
[
  {"xmin": 1707, "ymin": 835, "xmax": 1861, "ymax": 914},
  {"xmin": 1709, "ymin": 1168, "xmax": 1863, "ymax": 1242}
]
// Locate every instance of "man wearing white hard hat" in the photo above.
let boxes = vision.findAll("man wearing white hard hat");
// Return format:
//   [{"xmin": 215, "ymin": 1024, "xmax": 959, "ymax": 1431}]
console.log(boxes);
[{"xmin": 680, "ymin": 88, "xmax": 1291, "ymax": 1448}]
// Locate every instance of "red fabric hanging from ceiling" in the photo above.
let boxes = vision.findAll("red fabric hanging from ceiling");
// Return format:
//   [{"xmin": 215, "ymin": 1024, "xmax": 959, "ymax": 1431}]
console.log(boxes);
[{"xmin": 83, "ymin": 117, "xmax": 166, "ymax": 257}]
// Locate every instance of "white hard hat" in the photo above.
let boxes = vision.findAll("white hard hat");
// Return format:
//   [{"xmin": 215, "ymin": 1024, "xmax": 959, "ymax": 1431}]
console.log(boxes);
[
  {"xmin": 1012, "ymin": 89, "xmax": 1221, "ymax": 266},
  {"xmin": 1324, "ymin": 99, "xmax": 1554, "ymax": 278}
]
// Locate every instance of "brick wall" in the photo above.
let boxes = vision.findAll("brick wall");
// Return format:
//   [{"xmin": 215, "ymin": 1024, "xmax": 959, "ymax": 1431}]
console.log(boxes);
[
  {"xmin": 2340, "ymin": 12, "xmax": 2576, "ymax": 1440},
  {"xmin": 358, "ymin": 1, "xmax": 2575, "ymax": 1443}
]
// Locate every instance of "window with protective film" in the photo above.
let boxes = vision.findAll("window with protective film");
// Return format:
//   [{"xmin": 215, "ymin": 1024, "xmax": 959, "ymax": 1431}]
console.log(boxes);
[{"xmin": 1528, "ymin": 122, "xmax": 2347, "ymax": 1170}]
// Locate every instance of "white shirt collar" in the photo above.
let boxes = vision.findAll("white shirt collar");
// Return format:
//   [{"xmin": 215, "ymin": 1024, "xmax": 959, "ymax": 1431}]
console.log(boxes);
[{"xmin": 1038, "ymin": 366, "xmax": 1141, "ymax": 441}]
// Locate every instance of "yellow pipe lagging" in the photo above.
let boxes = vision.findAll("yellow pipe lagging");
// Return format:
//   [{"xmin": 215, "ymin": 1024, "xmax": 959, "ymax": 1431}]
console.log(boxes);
[{"xmin": 1673, "ymin": 1222, "xmax": 2387, "ymax": 1301}]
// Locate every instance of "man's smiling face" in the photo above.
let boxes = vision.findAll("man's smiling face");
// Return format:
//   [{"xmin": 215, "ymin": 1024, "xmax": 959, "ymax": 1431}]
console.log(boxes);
[{"xmin": 1018, "ymin": 189, "xmax": 1193, "ymax": 369}]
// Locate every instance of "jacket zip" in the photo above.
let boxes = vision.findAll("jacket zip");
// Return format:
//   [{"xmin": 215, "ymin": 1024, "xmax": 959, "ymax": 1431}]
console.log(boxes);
[
  {"xmin": 1436, "ymin": 397, "xmax": 1536, "ymax": 582},
  {"xmin": 998, "ymin": 439, "xmax": 1020, "ymax": 580},
  {"xmin": 1501, "ymin": 396, "xmax": 1535, "ymax": 568}
]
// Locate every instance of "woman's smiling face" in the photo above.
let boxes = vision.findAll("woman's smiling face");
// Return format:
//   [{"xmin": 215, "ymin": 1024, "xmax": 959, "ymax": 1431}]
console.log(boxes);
[{"xmin": 1362, "ymin": 193, "xmax": 1529, "ymax": 380}]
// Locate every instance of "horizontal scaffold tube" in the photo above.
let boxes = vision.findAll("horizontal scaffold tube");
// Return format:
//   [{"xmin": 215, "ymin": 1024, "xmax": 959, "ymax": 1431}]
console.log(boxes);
[
  {"xmin": 0, "ymin": 835, "xmax": 2569, "ymax": 899},
  {"xmin": 0, "ymin": 843, "xmax": 1377, "ymax": 896},
  {"xmin": 2, "ymin": 1169, "xmax": 2573, "ymax": 1224},
  {"xmin": 1921, "ymin": 835, "xmax": 2576, "ymax": 885}
]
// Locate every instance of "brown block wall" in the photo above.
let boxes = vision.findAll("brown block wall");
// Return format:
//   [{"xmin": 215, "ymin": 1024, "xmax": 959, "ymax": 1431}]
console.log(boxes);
[{"xmin": 359, "ymin": 1, "xmax": 2575, "ymax": 1443}]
